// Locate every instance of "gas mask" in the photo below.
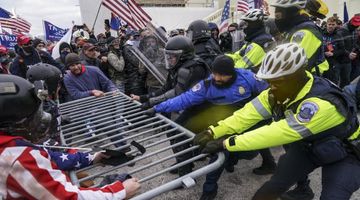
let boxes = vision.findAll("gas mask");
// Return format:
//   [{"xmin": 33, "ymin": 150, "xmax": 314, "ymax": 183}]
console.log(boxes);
[{"xmin": 26, "ymin": 104, "xmax": 52, "ymax": 142}]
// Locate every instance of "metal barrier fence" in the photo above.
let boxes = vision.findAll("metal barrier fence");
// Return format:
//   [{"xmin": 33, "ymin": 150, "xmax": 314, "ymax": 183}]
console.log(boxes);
[{"xmin": 59, "ymin": 92, "xmax": 225, "ymax": 200}]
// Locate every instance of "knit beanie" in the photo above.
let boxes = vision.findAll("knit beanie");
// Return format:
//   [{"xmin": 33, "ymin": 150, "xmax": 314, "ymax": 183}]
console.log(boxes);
[
  {"xmin": 65, "ymin": 53, "xmax": 81, "ymax": 68},
  {"xmin": 211, "ymin": 55, "xmax": 235, "ymax": 76},
  {"xmin": 32, "ymin": 38, "xmax": 45, "ymax": 48},
  {"xmin": 59, "ymin": 42, "xmax": 72, "ymax": 52}
]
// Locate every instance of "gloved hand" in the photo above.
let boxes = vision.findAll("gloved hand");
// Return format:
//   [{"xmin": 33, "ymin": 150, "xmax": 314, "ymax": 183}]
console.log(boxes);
[
  {"xmin": 98, "ymin": 173, "xmax": 133, "ymax": 187},
  {"xmin": 140, "ymin": 101, "xmax": 151, "ymax": 110},
  {"xmin": 144, "ymin": 108, "xmax": 156, "ymax": 116},
  {"xmin": 193, "ymin": 129, "xmax": 214, "ymax": 148},
  {"xmin": 139, "ymin": 95, "xmax": 149, "ymax": 103},
  {"xmin": 202, "ymin": 137, "xmax": 226, "ymax": 154}
]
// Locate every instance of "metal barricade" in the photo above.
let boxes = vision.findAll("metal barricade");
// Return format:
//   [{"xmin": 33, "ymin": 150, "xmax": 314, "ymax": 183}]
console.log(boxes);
[{"xmin": 59, "ymin": 92, "xmax": 225, "ymax": 200}]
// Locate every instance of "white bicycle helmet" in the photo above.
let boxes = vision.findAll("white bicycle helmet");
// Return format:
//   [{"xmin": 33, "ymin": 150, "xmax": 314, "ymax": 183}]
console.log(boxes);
[
  {"xmin": 257, "ymin": 43, "xmax": 307, "ymax": 79},
  {"xmin": 241, "ymin": 9, "xmax": 269, "ymax": 22},
  {"xmin": 271, "ymin": 0, "xmax": 307, "ymax": 9}
]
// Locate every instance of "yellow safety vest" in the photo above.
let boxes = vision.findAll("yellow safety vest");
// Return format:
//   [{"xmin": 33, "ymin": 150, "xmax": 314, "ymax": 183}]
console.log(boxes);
[
  {"xmin": 226, "ymin": 42, "xmax": 266, "ymax": 70},
  {"xmin": 210, "ymin": 71, "xmax": 356, "ymax": 152},
  {"xmin": 289, "ymin": 29, "xmax": 329, "ymax": 74}
]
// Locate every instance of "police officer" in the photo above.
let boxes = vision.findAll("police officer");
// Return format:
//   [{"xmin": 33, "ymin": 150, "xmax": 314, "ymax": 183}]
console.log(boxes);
[
  {"xmin": 146, "ymin": 55, "xmax": 274, "ymax": 199},
  {"xmin": 227, "ymin": 9, "xmax": 275, "ymax": 72},
  {"xmin": 272, "ymin": 0, "xmax": 329, "ymax": 76},
  {"xmin": 131, "ymin": 35, "xmax": 209, "ymax": 108},
  {"xmin": 194, "ymin": 43, "xmax": 360, "ymax": 200},
  {"xmin": 186, "ymin": 20, "xmax": 222, "ymax": 67}
]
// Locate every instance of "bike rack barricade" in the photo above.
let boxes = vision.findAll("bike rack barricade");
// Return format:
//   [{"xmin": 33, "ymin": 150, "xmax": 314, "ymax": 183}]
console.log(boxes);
[{"xmin": 59, "ymin": 92, "xmax": 225, "ymax": 200}]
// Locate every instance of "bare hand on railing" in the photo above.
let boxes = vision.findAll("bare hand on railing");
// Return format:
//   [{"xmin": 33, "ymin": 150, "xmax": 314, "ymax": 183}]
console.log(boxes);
[
  {"xmin": 123, "ymin": 178, "xmax": 141, "ymax": 199},
  {"xmin": 91, "ymin": 90, "xmax": 105, "ymax": 97},
  {"xmin": 92, "ymin": 152, "xmax": 111, "ymax": 164},
  {"xmin": 130, "ymin": 94, "xmax": 140, "ymax": 101}
]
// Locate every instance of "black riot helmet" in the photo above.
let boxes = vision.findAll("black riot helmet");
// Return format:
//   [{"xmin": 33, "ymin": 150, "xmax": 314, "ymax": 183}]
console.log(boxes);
[
  {"xmin": 26, "ymin": 63, "xmax": 63, "ymax": 99},
  {"xmin": 186, "ymin": 19, "xmax": 211, "ymax": 41},
  {"xmin": 0, "ymin": 74, "xmax": 40, "ymax": 127},
  {"xmin": 164, "ymin": 35, "xmax": 195, "ymax": 69},
  {"xmin": 0, "ymin": 74, "xmax": 51, "ymax": 140}
]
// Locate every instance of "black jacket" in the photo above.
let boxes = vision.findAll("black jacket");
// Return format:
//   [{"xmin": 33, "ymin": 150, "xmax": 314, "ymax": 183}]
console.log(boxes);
[
  {"xmin": 193, "ymin": 37, "xmax": 222, "ymax": 67},
  {"xmin": 123, "ymin": 44, "xmax": 146, "ymax": 95},
  {"xmin": 337, "ymin": 23, "xmax": 360, "ymax": 63},
  {"xmin": 322, "ymin": 29, "xmax": 346, "ymax": 65}
]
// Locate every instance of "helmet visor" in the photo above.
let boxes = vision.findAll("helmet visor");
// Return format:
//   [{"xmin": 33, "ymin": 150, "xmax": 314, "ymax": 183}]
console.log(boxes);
[
  {"xmin": 186, "ymin": 30, "xmax": 193, "ymax": 41},
  {"xmin": 164, "ymin": 49, "xmax": 182, "ymax": 69}
]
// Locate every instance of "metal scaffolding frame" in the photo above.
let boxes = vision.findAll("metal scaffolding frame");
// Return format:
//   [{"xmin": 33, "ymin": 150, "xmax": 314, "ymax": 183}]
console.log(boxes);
[{"xmin": 59, "ymin": 92, "xmax": 225, "ymax": 200}]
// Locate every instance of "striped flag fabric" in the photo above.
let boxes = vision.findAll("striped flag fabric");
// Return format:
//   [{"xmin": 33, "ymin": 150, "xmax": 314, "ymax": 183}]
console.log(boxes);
[
  {"xmin": 237, "ymin": 0, "xmax": 249, "ymax": 13},
  {"xmin": 0, "ymin": 7, "xmax": 31, "ymax": 34},
  {"xmin": 219, "ymin": 0, "xmax": 231, "ymax": 34},
  {"xmin": 102, "ymin": 0, "xmax": 152, "ymax": 30}
]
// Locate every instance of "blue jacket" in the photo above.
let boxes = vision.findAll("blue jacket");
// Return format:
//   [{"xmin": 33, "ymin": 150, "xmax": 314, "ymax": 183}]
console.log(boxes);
[
  {"xmin": 64, "ymin": 65, "xmax": 117, "ymax": 100},
  {"xmin": 154, "ymin": 68, "xmax": 268, "ymax": 113}
]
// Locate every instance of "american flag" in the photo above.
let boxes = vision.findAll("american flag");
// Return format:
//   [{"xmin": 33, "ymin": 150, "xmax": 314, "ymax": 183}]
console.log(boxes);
[
  {"xmin": 237, "ymin": 0, "xmax": 249, "ymax": 13},
  {"xmin": 0, "ymin": 133, "xmax": 127, "ymax": 199},
  {"xmin": 102, "ymin": 0, "xmax": 152, "ymax": 30},
  {"xmin": 0, "ymin": 7, "xmax": 31, "ymax": 34},
  {"xmin": 237, "ymin": 0, "xmax": 264, "ymax": 13},
  {"xmin": 219, "ymin": 0, "xmax": 230, "ymax": 34}
]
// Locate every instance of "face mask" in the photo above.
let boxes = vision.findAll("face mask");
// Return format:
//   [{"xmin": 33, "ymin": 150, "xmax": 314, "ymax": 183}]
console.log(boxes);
[
  {"xmin": 0, "ymin": 56, "xmax": 10, "ymax": 65},
  {"xmin": 25, "ymin": 104, "xmax": 52, "ymax": 142},
  {"xmin": 22, "ymin": 46, "xmax": 34, "ymax": 54}
]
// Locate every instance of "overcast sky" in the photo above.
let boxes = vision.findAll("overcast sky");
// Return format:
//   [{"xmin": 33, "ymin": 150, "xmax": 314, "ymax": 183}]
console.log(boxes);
[{"xmin": 0, "ymin": 0, "xmax": 82, "ymax": 36}]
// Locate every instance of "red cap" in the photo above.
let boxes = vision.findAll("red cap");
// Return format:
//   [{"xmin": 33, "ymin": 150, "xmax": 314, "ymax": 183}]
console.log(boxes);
[
  {"xmin": 350, "ymin": 16, "xmax": 360, "ymax": 27},
  {"xmin": 17, "ymin": 35, "xmax": 32, "ymax": 46},
  {"xmin": 0, "ymin": 45, "xmax": 8, "ymax": 55}
]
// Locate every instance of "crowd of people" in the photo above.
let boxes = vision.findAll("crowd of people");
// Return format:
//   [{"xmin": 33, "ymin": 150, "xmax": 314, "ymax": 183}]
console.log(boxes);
[{"xmin": 2, "ymin": 0, "xmax": 360, "ymax": 199}]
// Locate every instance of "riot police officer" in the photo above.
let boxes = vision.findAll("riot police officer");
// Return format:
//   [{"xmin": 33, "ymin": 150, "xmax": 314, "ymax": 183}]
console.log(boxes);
[
  {"xmin": 131, "ymin": 35, "xmax": 209, "ymax": 108},
  {"xmin": 186, "ymin": 20, "xmax": 222, "ymax": 67}
]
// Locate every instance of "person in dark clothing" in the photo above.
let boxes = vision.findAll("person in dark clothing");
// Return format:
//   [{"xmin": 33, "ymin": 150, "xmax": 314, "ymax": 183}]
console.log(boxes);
[
  {"xmin": 0, "ymin": 45, "xmax": 10, "ymax": 74},
  {"xmin": 26, "ymin": 63, "xmax": 63, "ymax": 145},
  {"xmin": 138, "ymin": 35, "xmax": 167, "ymax": 93},
  {"xmin": 122, "ymin": 31, "xmax": 147, "ymax": 95},
  {"xmin": 10, "ymin": 35, "xmax": 64, "ymax": 78},
  {"xmin": 219, "ymin": 23, "xmax": 238, "ymax": 53},
  {"xmin": 55, "ymin": 42, "xmax": 73, "ymax": 68},
  {"xmin": 337, "ymin": 15, "xmax": 360, "ymax": 81},
  {"xmin": 187, "ymin": 20, "xmax": 222, "ymax": 67},
  {"xmin": 54, "ymin": 42, "xmax": 73, "ymax": 103},
  {"xmin": 79, "ymin": 43, "xmax": 109, "ymax": 77},
  {"xmin": 208, "ymin": 22, "xmax": 220, "ymax": 43},
  {"xmin": 131, "ymin": 35, "xmax": 210, "ymax": 176},
  {"xmin": 32, "ymin": 38, "xmax": 47, "ymax": 52},
  {"xmin": 131, "ymin": 35, "xmax": 210, "ymax": 108},
  {"xmin": 322, "ymin": 17, "xmax": 347, "ymax": 87}
]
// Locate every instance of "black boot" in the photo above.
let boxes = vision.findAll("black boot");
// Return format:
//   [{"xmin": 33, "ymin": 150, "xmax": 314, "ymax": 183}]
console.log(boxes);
[
  {"xmin": 199, "ymin": 190, "xmax": 217, "ymax": 200},
  {"xmin": 281, "ymin": 180, "xmax": 315, "ymax": 200},
  {"xmin": 252, "ymin": 161, "xmax": 276, "ymax": 175}
]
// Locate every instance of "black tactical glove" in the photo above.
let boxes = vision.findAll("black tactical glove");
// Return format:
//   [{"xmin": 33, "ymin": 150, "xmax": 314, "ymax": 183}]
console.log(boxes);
[
  {"xmin": 202, "ymin": 137, "xmax": 226, "ymax": 154},
  {"xmin": 144, "ymin": 108, "xmax": 156, "ymax": 116},
  {"xmin": 193, "ymin": 129, "xmax": 214, "ymax": 148},
  {"xmin": 140, "ymin": 101, "xmax": 151, "ymax": 110},
  {"xmin": 99, "ymin": 173, "xmax": 132, "ymax": 187},
  {"xmin": 139, "ymin": 94, "xmax": 149, "ymax": 103}
]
